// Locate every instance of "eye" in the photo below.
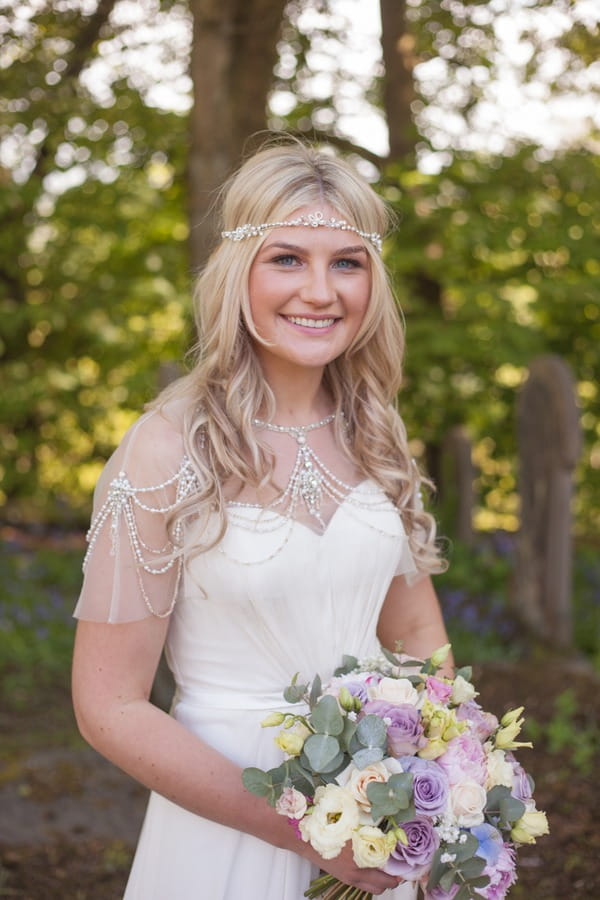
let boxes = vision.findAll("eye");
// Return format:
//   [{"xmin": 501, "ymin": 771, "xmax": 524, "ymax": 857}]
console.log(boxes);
[
  {"xmin": 271, "ymin": 254, "xmax": 299, "ymax": 266},
  {"xmin": 333, "ymin": 257, "xmax": 363, "ymax": 269}
]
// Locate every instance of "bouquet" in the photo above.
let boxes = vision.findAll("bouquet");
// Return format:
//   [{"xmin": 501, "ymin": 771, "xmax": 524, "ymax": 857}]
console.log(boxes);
[{"xmin": 242, "ymin": 645, "xmax": 549, "ymax": 900}]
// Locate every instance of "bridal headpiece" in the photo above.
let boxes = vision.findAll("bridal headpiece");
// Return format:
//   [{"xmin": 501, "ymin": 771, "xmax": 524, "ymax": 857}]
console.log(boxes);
[{"xmin": 221, "ymin": 210, "xmax": 383, "ymax": 253}]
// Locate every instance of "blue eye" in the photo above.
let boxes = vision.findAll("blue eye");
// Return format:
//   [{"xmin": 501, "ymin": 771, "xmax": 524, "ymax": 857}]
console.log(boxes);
[
  {"xmin": 272, "ymin": 254, "xmax": 298, "ymax": 266},
  {"xmin": 334, "ymin": 257, "xmax": 361, "ymax": 269}
]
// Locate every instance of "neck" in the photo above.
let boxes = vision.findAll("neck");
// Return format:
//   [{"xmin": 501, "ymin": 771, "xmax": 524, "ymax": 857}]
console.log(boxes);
[{"xmin": 259, "ymin": 364, "xmax": 333, "ymax": 425}]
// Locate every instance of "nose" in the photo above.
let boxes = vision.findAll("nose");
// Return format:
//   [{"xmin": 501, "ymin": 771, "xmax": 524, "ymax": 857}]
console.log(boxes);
[{"xmin": 299, "ymin": 262, "xmax": 336, "ymax": 306}]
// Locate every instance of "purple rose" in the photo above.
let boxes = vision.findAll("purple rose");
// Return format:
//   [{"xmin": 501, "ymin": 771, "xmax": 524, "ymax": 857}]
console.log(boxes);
[
  {"xmin": 383, "ymin": 817, "xmax": 439, "ymax": 880},
  {"xmin": 456, "ymin": 700, "xmax": 499, "ymax": 742},
  {"xmin": 362, "ymin": 700, "xmax": 426, "ymax": 757},
  {"xmin": 399, "ymin": 756, "xmax": 450, "ymax": 817},
  {"xmin": 475, "ymin": 843, "xmax": 517, "ymax": 900}
]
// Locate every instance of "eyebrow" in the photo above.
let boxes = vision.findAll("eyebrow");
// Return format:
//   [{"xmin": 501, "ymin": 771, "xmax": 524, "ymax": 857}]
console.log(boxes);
[{"xmin": 262, "ymin": 241, "xmax": 368, "ymax": 255}]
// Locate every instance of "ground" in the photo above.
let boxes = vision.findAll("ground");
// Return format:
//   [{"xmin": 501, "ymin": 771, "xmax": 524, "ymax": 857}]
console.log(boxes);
[{"xmin": 1, "ymin": 657, "xmax": 598, "ymax": 900}]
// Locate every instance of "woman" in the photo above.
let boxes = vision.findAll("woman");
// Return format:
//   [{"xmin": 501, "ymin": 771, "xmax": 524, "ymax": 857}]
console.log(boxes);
[{"xmin": 72, "ymin": 139, "xmax": 451, "ymax": 899}]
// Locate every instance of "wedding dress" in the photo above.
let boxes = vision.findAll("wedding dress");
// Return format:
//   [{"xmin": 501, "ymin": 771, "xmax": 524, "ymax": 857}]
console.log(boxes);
[{"xmin": 75, "ymin": 408, "xmax": 419, "ymax": 900}]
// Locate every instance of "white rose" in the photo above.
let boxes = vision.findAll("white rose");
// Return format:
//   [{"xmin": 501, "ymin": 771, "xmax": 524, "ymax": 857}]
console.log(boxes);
[
  {"xmin": 299, "ymin": 784, "xmax": 360, "ymax": 859},
  {"xmin": 275, "ymin": 786, "xmax": 308, "ymax": 819},
  {"xmin": 352, "ymin": 825, "xmax": 392, "ymax": 868},
  {"xmin": 485, "ymin": 746, "xmax": 514, "ymax": 790},
  {"xmin": 450, "ymin": 779, "xmax": 487, "ymax": 827},
  {"xmin": 369, "ymin": 677, "xmax": 421, "ymax": 707},
  {"xmin": 450, "ymin": 675, "xmax": 478, "ymax": 705}
]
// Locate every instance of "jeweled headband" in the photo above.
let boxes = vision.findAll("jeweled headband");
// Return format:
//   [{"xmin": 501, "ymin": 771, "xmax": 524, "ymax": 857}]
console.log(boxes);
[{"xmin": 221, "ymin": 210, "xmax": 383, "ymax": 253}]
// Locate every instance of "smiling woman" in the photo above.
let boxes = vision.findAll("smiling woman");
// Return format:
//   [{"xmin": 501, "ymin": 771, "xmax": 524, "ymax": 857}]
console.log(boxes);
[{"xmin": 71, "ymin": 136, "xmax": 450, "ymax": 900}]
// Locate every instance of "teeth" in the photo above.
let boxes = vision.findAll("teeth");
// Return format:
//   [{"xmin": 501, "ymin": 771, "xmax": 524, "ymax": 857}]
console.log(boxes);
[{"xmin": 286, "ymin": 316, "xmax": 335, "ymax": 329}]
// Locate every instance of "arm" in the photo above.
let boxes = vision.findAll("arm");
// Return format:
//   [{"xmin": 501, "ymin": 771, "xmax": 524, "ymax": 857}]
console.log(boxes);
[
  {"xmin": 72, "ymin": 618, "xmax": 403, "ymax": 895},
  {"xmin": 377, "ymin": 574, "xmax": 454, "ymax": 675}
]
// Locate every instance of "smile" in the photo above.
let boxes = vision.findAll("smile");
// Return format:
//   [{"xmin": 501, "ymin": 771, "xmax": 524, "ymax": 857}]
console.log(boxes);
[{"xmin": 285, "ymin": 316, "xmax": 336, "ymax": 329}]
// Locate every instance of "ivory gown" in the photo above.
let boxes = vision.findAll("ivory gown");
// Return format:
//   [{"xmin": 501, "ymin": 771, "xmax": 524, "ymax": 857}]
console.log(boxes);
[{"xmin": 75, "ymin": 410, "xmax": 420, "ymax": 900}]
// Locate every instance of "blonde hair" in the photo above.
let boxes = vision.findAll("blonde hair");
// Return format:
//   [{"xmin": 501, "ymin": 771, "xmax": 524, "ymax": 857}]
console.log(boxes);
[{"xmin": 156, "ymin": 137, "xmax": 445, "ymax": 575}]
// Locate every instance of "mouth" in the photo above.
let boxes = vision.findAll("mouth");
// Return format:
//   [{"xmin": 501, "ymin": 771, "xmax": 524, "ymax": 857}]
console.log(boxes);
[{"xmin": 284, "ymin": 316, "xmax": 337, "ymax": 329}]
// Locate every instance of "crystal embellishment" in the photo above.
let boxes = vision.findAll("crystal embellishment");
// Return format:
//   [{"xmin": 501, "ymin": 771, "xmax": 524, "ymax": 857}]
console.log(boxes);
[{"xmin": 222, "ymin": 210, "xmax": 383, "ymax": 252}]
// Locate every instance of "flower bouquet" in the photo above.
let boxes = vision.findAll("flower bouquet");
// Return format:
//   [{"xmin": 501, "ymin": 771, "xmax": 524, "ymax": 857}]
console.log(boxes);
[{"xmin": 242, "ymin": 645, "xmax": 549, "ymax": 900}]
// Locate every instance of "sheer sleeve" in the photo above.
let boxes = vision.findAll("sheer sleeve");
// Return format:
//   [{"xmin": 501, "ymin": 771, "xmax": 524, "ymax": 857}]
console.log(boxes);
[{"xmin": 74, "ymin": 409, "xmax": 200, "ymax": 623}]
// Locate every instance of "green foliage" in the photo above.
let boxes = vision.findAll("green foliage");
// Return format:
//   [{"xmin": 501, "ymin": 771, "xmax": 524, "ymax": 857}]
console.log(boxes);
[
  {"xmin": 525, "ymin": 688, "xmax": 600, "ymax": 775},
  {"xmin": 383, "ymin": 148, "xmax": 600, "ymax": 535}
]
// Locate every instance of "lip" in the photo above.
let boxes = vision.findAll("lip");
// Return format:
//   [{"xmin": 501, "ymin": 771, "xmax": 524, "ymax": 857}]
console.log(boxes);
[{"xmin": 282, "ymin": 315, "xmax": 338, "ymax": 331}]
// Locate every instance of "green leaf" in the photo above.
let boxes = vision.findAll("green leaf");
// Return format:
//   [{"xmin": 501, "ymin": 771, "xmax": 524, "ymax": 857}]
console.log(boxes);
[
  {"xmin": 454, "ymin": 665, "xmax": 473, "ymax": 682},
  {"xmin": 334, "ymin": 655, "xmax": 359, "ymax": 676},
  {"xmin": 303, "ymin": 733, "xmax": 341, "ymax": 772},
  {"xmin": 355, "ymin": 714, "xmax": 388, "ymax": 749},
  {"xmin": 287, "ymin": 759, "xmax": 315, "ymax": 796},
  {"xmin": 351, "ymin": 746, "xmax": 385, "ymax": 768},
  {"xmin": 284, "ymin": 682, "xmax": 307, "ymax": 704},
  {"xmin": 242, "ymin": 767, "xmax": 276, "ymax": 803},
  {"xmin": 310, "ymin": 695, "xmax": 345, "ymax": 736},
  {"xmin": 380, "ymin": 646, "xmax": 401, "ymax": 666},
  {"xmin": 457, "ymin": 856, "xmax": 486, "ymax": 879},
  {"xmin": 426, "ymin": 849, "xmax": 448, "ymax": 890},
  {"xmin": 499, "ymin": 794, "xmax": 526, "ymax": 825},
  {"xmin": 366, "ymin": 773, "xmax": 413, "ymax": 820},
  {"xmin": 446, "ymin": 832, "xmax": 479, "ymax": 862},
  {"xmin": 338, "ymin": 716, "xmax": 358, "ymax": 752},
  {"xmin": 309, "ymin": 674, "xmax": 322, "ymax": 709},
  {"xmin": 440, "ymin": 869, "xmax": 458, "ymax": 892}
]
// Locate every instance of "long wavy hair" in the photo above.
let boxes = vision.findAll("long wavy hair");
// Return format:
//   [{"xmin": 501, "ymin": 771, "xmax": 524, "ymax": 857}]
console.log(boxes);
[{"xmin": 156, "ymin": 137, "xmax": 445, "ymax": 576}]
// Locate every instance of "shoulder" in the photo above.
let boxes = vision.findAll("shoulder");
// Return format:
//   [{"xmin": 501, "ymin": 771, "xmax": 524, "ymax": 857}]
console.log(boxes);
[{"xmin": 95, "ymin": 404, "xmax": 191, "ymax": 498}]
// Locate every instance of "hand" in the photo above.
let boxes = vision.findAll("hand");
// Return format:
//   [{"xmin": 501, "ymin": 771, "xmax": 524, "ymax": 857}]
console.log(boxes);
[{"xmin": 315, "ymin": 843, "xmax": 405, "ymax": 896}]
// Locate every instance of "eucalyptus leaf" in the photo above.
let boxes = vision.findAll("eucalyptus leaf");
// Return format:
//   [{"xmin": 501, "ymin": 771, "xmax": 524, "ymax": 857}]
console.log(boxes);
[
  {"xmin": 366, "ymin": 773, "xmax": 413, "ymax": 819},
  {"xmin": 426, "ymin": 849, "xmax": 447, "ymax": 890},
  {"xmin": 351, "ymin": 746, "xmax": 385, "ymax": 768},
  {"xmin": 334, "ymin": 655, "xmax": 359, "ymax": 676},
  {"xmin": 454, "ymin": 665, "xmax": 473, "ymax": 682},
  {"xmin": 311, "ymin": 695, "xmax": 344, "ymax": 736},
  {"xmin": 439, "ymin": 869, "xmax": 458, "ymax": 892},
  {"xmin": 339, "ymin": 717, "xmax": 357, "ymax": 752},
  {"xmin": 500, "ymin": 794, "xmax": 526, "ymax": 825},
  {"xmin": 446, "ymin": 832, "xmax": 479, "ymax": 862},
  {"xmin": 470, "ymin": 876, "xmax": 491, "ymax": 888},
  {"xmin": 287, "ymin": 759, "xmax": 315, "ymax": 795},
  {"xmin": 458, "ymin": 856, "xmax": 486, "ymax": 879},
  {"xmin": 355, "ymin": 714, "xmax": 388, "ymax": 748},
  {"xmin": 455, "ymin": 886, "xmax": 475, "ymax": 900},
  {"xmin": 241, "ymin": 767, "xmax": 275, "ymax": 800},
  {"xmin": 284, "ymin": 683, "xmax": 307, "ymax": 704},
  {"xmin": 309, "ymin": 674, "xmax": 322, "ymax": 709},
  {"xmin": 381, "ymin": 646, "xmax": 401, "ymax": 666},
  {"xmin": 303, "ymin": 733, "xmax": 341, "ymax": 772}
]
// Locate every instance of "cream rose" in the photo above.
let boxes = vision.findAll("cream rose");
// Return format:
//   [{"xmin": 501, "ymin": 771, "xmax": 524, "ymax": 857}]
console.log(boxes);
[
  {"xmin": 485, "ymin": 746, "xmax": 515, "ymax": 790},
  {"xmin": 337, "ymin": 761, "xmax": 392, "ymax": 821},
  {"xmin": 299, "ymin": 784, "xmax": 360, "ymax": 859},
  {"xmin": 352, "ymin": 825, "xmax": 393, "ymax": 868},
  {"xmin": 275, "ymin": 786, "xmax": 308, "ymax": 819},
  {"xmin": 511, "ymin": 809, "xmax": 550, "ymax": 845},
  {"xmin": 369, "ymin": 677, "xmax": 421, "ymax": 707},
  {"xmin": 449, "ymin": 779, "xmax": 487, "ymax": 827}
]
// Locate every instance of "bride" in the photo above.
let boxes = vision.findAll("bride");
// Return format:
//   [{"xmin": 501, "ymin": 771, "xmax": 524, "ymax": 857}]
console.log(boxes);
[{"xmin": 72, "ymin": 137, "xmax": 452, "ymax": 899}]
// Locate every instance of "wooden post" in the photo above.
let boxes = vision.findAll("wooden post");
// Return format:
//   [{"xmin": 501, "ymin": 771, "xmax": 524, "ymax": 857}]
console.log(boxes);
[{"xmin": 515, "ymin": 355, "xmax": 581, "ymax": 647}]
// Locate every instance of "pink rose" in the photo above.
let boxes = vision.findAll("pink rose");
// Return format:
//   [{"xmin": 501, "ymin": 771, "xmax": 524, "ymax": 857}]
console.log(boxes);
[
  {"xmin": 437, "ymin": 733, "xmax": 487, "ymax": 786},
  {"xmin": 476, "ymin": 844, "xmax": 517, "ymax": 899},
  {"xmin": 456, "ymin": 700, "xmax": 499, "ymax": 742}
]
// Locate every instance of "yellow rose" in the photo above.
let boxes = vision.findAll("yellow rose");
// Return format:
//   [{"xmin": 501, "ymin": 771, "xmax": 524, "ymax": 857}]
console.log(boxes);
[
  {"xmin": 352, "ymin": 826, "xmax": 393, "ymax": 868},
  {"xmin": 511, "ymin": 810, "xmax": 550, "ymax": 844}
]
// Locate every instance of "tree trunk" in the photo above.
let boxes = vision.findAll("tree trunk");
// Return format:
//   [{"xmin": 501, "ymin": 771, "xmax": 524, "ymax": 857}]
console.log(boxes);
[
  {"xmin": 187, "ymin": 0, "xmax": 288, "ymax": 269},
  {"xmin": 379, "ymin": 0, "xmax": 418, "ymax": 161}
]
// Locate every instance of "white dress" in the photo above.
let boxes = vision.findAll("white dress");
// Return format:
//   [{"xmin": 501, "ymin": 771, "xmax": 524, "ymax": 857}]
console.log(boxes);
[{"xmin": 75, "ymin": 409, "xmax": 419, "ymax": 900}]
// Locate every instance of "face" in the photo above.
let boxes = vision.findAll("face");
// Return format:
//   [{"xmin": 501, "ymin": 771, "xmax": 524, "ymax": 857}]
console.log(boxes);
[{"xmin": 246, "ymin": 206, "xmax": 371, "ymax": 382}]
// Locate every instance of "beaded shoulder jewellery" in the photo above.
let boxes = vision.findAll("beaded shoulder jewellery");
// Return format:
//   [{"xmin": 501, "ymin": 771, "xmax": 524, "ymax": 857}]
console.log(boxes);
[{"xmin": 221, "ymin": 210, "xmax": 383, "ymax": 253}]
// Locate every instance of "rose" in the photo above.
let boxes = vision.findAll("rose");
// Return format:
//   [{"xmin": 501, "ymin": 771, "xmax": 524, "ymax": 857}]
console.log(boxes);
[
  {"xmin": 449, "ymin": 779, "xmax": 487, "ymax": 827},
  {"xmin": 298, "ymin": 784, "xmax": 360, "ymax": 859},
  {"xmin": 275, "ymin": 786, "xmax": 308, "ymax": 820},
  {"xmin": 450, "ymin": 674, "xmax": 478, "ymax": 705},
  {"xmin": 326, "ymin": 673, "xmax": 373, "ymax": 706},
  {"xmin": 274, "ymin": 721, "xmax": 311, "ymax": 757},
  {"xmin": 337, "ymin": 761, "xmax": 394, "ymax": 820},
  {"xmin": 484, "ymin": 746, "xmax": 514, "ymax": 790},
  {"xmin": 383, "ymin": 817, "xmax": 440, "ymax": 880},
  {"xmin": 510, "ymin": 809, "xmax": 549, "ymax": 845},
  {"xmin": 398, "ymin": 756, "xmax": 450, "ymax": 817},
  {"xmin": 369, "ymin": 676, "xmax": 421, "ymax": 707},
  {"xmin": 456, "ymin": 700, "xmax": 498, "ymax": 742},
  {"xmin": 437, "ymin": 733, "xmax": 487, "ymax": 787},
  {"xmin": 426, "ymin": 676, "xmax": 453, "ymax": 706},
  {"xmin": 475, "ymin": 843, "xmax": 517, "ymax": 899},
  {"xmin": 352, "ymin": 825, "xmax": 394, "ymax": 868},
  {"xmin": 362, "ymin": 700, "xmax": 427, "ymax": 756}
]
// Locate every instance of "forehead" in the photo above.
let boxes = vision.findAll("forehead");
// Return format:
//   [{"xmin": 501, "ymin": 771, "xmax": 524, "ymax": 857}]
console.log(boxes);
[{"xmin": 259, "ymin": 204, "xmax": 369, "ymax": 253}]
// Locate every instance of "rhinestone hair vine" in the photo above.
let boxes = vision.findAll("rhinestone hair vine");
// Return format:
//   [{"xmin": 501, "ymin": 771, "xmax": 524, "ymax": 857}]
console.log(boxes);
[{"xmin": 221, "ymin": 211, "xmax": 383, "ymax": 253}]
